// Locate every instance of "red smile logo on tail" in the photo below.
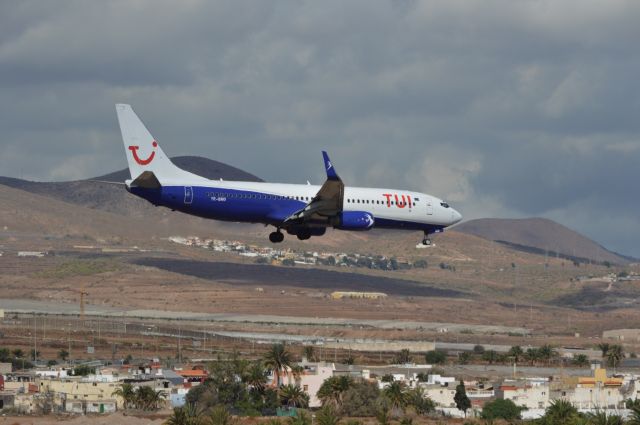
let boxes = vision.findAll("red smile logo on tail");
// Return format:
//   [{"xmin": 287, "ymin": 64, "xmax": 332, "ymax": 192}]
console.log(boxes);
[{"xmin": 128, "ymin": 141, "xmax": 158, "ymax": 165}]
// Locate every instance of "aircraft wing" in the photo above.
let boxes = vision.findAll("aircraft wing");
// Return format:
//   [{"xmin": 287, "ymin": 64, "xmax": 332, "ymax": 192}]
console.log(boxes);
[{"xmin": 284, "ymin": 151, "xmax": 344, "ymax": 224}]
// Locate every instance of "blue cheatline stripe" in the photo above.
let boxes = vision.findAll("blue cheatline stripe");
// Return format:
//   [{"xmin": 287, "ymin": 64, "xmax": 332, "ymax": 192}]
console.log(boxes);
[{"xmin": 129, "ymin": 185, "xmax": 438, "ymax": 231}]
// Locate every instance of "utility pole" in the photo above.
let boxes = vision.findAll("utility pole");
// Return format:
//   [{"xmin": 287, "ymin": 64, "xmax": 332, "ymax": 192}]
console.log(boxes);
[{"xmin": 33, "ymin": 314, "xmax": 38, "ymax": 364}]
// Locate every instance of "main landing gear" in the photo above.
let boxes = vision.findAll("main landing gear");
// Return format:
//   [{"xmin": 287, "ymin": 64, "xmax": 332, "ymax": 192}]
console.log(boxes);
[
  {"xmin": 269, "ymin": 229, "xmax": 284, "ymax": 243},
  {"xmin": 421, "ymin": 231, "xmax": 432, "ymax": 246}
]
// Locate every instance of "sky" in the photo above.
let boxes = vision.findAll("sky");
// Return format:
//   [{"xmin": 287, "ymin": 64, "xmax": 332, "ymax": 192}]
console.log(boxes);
[{"xmin": 1, "ymin": 0, "xmax": 639, "ymax": 256}]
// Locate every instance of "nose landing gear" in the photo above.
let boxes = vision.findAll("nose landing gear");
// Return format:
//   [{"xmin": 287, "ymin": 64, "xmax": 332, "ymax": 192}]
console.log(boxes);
[
  {"xmin": 269, "ymin": 229, "xmax": 284, "ymax": 243},
  {"xmin": 416, "ymin": 230, "xmax": 434, "ymax": 249}
]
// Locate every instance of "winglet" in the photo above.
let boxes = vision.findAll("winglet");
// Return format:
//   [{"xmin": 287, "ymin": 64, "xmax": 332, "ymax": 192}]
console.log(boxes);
[{"xmin": 322, "ymin": 151, "xmax": 340, "ymax": 181}]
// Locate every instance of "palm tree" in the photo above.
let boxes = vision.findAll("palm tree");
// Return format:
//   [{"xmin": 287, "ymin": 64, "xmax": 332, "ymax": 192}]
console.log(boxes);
[
  {"xmin": 383, "ymin": 381, "xmax": 408, "ymax": 413},
  {"xmin": 407, "ymin": 386, "xmax": 435, "ymax": 415},
  {"xmin": 264, "ymin": 343, "xmax": 293, "ymax": 386},
  {"xmin": 134, "ymin": 386, "xmax": 164, "ymax": 410},
  {"xmin": 376, "ymin": 402, "xmax": 392, "ymax": 425},
  {"xmin": 12, "ymin": 348, "xmax": 24, "ymax": 359},
  {"xmin": 112, "ymin": 383, "xmax": 136, "ymax": 409},
  {"xmin": 544, "ymin": 399, "xmax": 578, "ymax": 423},
  {"xmin": 607, "ymin": 345, "xmax": 624, "ymax": 370},
  {"xmin": 164, "ymin": 403, "xmax": 204, "ymax": 425},
  {"xmin": 538, "ymin": 344, "xmax": 558, "ymax": 366},
  {"xmin": 628, "ymin": 405, "xmax": 640, "ymax": 425},
  {"xmin": 58, "ymin": 349, "xmax": 69, "ymax": 362},
  {"xmin": 290, "ymin": 365, "xmax": 305, "ymax": 384},
  {"xmin": 317, "ymin": 376, "xmax": 353, "ymax": 407},
  {"xmin": 208, "ymin": 404, "xmax": 236, "ymax": 425},
  {"xmin": 394, "ymin": 349, "xmax": 412, "ymax": 364},
  {"xmin": 573, "ymin": 354, "xmax": 590, "ymax": 368},
  {"xmin": 586, "ymin": 411, "xmax": 624, "ymax": 425},
  {"xmin": 598, "ymin": 343, "xmax": 611, "ymax": 358},
  {"xmin": 508, "ymin": 345, "xmax": 524, "ymax": 363},
  {"xmin": 289, "ymin": 410, "xmax": 312, "ymax": 425},
  {"xmin": 279, "ymin": 384, "xmax": 310, "ymax": 408},
  {"xmin": 245, "ymin": 360, "xmax": 268, "ymax": 393},
  {"xmin": 303, "ymin": 346, "xmax": 315, "ymax": 362},
  {"xmin": 316, "ymin": 405, "xmax": 341, "ymax": 425}
]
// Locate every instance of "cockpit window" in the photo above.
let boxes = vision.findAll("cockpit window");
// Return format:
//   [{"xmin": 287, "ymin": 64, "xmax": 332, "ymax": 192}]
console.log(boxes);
[{"xmin": 440, "ymin": 202, "xmax": 450, "ymax": 208}]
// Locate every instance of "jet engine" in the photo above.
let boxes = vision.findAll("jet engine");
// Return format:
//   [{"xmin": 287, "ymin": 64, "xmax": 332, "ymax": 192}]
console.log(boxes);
[{"xmin": 333, "ymin": 211, "xmax": 375, "ymax": 231}]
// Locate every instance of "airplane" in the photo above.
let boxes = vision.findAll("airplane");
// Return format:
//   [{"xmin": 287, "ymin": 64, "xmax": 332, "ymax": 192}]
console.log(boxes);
[{"xmin": 115, "ymin": 104, "xmax": 462, "ymax": 245}]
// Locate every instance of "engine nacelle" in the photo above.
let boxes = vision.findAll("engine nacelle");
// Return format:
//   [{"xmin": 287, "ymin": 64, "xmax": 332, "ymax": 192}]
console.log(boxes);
[
  {"xmin": 286, "ymin": 226, "xmax": 327, "ymax": 237},
  {"xmin": 334, "ymin": 211, "xmax": 375, "ymax": 231}
]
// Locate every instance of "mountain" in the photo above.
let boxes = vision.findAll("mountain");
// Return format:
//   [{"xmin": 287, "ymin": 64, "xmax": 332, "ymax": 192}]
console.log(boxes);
[
  {"xmin": 0, "ymin": 156, "xmax": 630, "ymax": 264},
  {"xmin": 0, "ymin": 156, "xmax": 263, "ymax": 218},
  {"xmin": 455, "ymin": 217, "xmax": 628, "ymax": 265}
]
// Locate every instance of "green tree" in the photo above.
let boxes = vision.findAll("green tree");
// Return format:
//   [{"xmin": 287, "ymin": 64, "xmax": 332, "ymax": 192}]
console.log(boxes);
[
  {"xmin": 394, "ymin": 349, "xmax": 412, "ymax": 364},
  {"xmin": 406, "ymin": 386, "xmax": 435, "ymax": 415},
  {"xmin": 12, "ymin": 348, "xmax": 24, "ymax": 359},
  {"xmin": 383, "ymin": 381, "xmax": 408, "ymax": 413},
  {"xmin": 58, "ymin": 349, "xmax": 69, "ymax": 362},
  {"xmin": 317, "ymin": 376, "xmax": 353, "ymax": 408},
  {"xmin": 375, "ymin": 402, "xmax": 392, "ymax": 425},
  {"xmin": 289, "ymin": 410, "xmax": 312, "ymax": 425},
  {"xmin": 278, "ymin": 384, "xmax": 309, "ymax": 408},
  {"xmin": 573, "ymin": 354, "xmax": 590, "ymax": 367},
  {"xmin": 628, "ymin": 405, "xmax": 640, "ymax": 425},
  {"xmin": 343, "ymin": 354, "xmax": 355, "ymax": 365},
  {"xmin": 482, "ymin": 350, "xmax": 499, "ymax": 364},
  {"xmin": 302, "ymin": 346, "xmax": 315, "ymax": 362},
  {"xmin": 458, "ymin": 352, "xmax": 471, "ymax": 365},
  {"xmin": 480, "ymin": 399, "xmax": 522, "ymax": 421},
  {"xmin": 538, "ymin": 344, "xmax": 558, "ymax": 366},
  {"xmin": 316, "ymin": 405, "xmax": 341, "ymax": 425},
  {"xmin": 380, "ymin": 374, "xmax": 394, "ymax": 383},
  {"xmin": 341, "ymin": 379, "xmax": 381, "ymax": 417},
  {"xmin": 473, "ymin": 345, "xmax": 485, "ymax": 355},
  {"xmin": 164, "ymin": 403, "xmax": 204, "ymax": 425},
  {"xmin": 598, "ymin": 343, "xmax": 611, "ymax": 358},
  {"xmin": 0, "ymin": 347, "xmax": 10, "ymax": 362},
  {"xmin": 586, "ymin": 411, "xmax": 624, "ymax": 425},
  {"xmin": 112, "ymin": 383, "xmax": 136, "ymax": 409},
  {"xmin": 525, "ymin": 347, "xmax": 539, "ymax": 366},
  {"xmin": 544, "ymin": 399, "xmax": 578, "ymax": 424},
  {"xmin": 454, "ymin": 380, "xmax": 471, "ymax": 417},
  {"xmin": 264, "ymin": 343, "xmax": 293, "ymax": 386},
  {"xmin": 424, "ymin": 350, "xmax": 446, "ymax": 365},
  {"xmin": 208, "ymin": 405, "xmax": 236, "ymax": 425},
  {"xmin": 134, "ymin": 385, "xmax": 165, "ymax": 410},
  {"xmin": 508, "ymin": 346, "xmax": 524, "ymax": 363},
  {"xmin": 244, "ymin": 360, "xmax": 267, "ymax": 393},
  {"xmin": 606, "ymin": 345, "xmax": 624, "ymax": 369}
]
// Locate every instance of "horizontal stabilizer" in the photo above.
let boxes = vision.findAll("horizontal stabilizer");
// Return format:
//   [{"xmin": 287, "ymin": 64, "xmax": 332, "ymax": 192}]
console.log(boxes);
[{"xmin": 130, "ymin": 171, "xmax": 161, "ymax": 189}]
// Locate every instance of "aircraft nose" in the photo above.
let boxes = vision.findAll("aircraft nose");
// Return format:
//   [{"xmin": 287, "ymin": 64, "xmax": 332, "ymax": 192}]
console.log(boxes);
[{"xmin": 451, "ymin": 208, "xmax": 462, "ymax": 224}]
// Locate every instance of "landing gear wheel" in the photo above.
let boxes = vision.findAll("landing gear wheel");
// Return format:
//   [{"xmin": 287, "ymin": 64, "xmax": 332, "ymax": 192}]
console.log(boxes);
[
  {"xmin": 421, "ymin": 231, "xmax": 432, "ymax": 246},
  {"xmin": 269, "ymin": 231, "xmax": 284, "ymax": 243},
  {"xmin": 296, "ymin": 232, "xmax": 311, "ymax": 241}
]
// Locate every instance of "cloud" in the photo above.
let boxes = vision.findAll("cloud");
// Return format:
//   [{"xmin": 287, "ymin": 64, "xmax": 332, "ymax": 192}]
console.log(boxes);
[{"xmin": 0, "ymin": 0, "xmax": 639, "ymax": 256}]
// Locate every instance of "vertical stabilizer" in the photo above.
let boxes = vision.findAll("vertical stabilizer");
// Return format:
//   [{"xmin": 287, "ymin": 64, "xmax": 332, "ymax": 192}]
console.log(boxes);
[{"xmin": 115, "ymin": 104, "xmax": 195, "ymax": 181}]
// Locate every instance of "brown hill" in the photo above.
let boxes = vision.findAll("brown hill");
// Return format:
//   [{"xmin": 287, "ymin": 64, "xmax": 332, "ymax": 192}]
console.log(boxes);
[
  {"xmin": 0, "ymin": 156, "xmax": 629, "ymax": 264},
  {"xmin": 455, "ymin": 217, "xmax": 627, "ymax": 265}
]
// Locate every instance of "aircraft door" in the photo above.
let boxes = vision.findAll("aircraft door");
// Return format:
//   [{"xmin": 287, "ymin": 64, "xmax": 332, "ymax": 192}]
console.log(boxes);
[
  {"xmin": 184, "ymin": 186, "xmax": 193, "ymax": 205},
  {"xmin": 426, "ymin": 200, "xmax": 433, "ymax": 215}
]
